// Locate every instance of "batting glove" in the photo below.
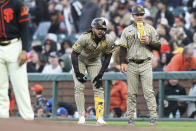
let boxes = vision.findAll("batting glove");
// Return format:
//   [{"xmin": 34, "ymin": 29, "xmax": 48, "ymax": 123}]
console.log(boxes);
[
  {"xmin": 75, "ymin": 72, "xmax": 87, "ymax": 83},
  {"xmin": 93, "ymin": 74, "xmax": 103, "ymax": 89}
]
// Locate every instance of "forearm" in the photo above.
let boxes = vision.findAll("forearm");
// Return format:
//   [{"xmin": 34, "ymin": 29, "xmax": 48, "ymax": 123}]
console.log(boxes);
[
  {"xmin": 119, "ymin": 46, "xmax": 127, "ymax": 64},
  {"xmin": 20, "ymin": 22, "xmax": 29, "ymax": 51},
  {"xmin": 71, "ymin": 51, "xmax": 80, "ymax": 73},
  {"xmin": 99, "ymin": 53, "xmax": 112, "ymax": 75},
  {"xmin": 148, "ymin": 42, "xmax": 161, "ymax": 51}
]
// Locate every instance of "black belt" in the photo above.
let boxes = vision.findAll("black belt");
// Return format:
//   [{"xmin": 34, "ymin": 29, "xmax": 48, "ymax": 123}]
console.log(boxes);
[
  {"xmin": 0, "ymin": 38, "xmax": 19, "ymax": 46},
  {"xmin": 129, "ymin": 58, "xmax": 151, "ymax": 64}
]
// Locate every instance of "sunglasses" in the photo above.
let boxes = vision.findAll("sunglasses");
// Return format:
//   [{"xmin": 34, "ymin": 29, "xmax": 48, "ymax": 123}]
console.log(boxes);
[{"xmin": 135, "ymin": 14, "xmax": 144, "ymax": 16}]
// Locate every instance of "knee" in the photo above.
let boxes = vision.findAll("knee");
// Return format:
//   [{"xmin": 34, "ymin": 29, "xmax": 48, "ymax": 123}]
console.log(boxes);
[{"xmin": 74, "ymin": 85, "xmax": 85, "ymax": 93}]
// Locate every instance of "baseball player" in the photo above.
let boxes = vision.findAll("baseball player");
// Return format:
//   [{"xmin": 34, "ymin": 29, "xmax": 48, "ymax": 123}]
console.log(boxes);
[
  {"xmin": 119, "ymin": 5, "xmax": 161, "ymax": 126},
  {"xmin": 71, "ymin": 17, "xmax": 115, "ymax": 125},
  {"xmin": 0, "ymin": 0, "xmax": 34, "ymax": 119}
]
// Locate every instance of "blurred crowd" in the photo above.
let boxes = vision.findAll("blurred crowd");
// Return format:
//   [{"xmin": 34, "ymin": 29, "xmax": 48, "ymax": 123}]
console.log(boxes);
[{"xmin": 24, "ymin": 0, "xmax": 196, "ymax": 73}]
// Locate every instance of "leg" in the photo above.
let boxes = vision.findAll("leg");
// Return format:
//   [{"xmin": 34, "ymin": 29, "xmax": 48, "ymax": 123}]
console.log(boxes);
[
  {"xmin": 87, "ymin": 61, "xmax": 103, "ymax": 99},
  {"xmin": 7, "ymin": 41, "xmax": 34, "ymax": 120},
  {"xmin": 0, "ymin": 60, "xmax": 9, "ymax": 118},
  {"xmin": 72, "ymin": 60, "xmax": 86, "ymax": 118},
  {"xmin": 8, "ymin": 62, "xmax": 34, "ymax": 120},
  {"xmin": 140, "ymin": 61, "xmax": 157, "ymax": 120},
  {"xmin": 127, "ymin": 62, "xmax": 139, "ymax": 120},
  {"xmin": 87, "ymin": 61, "xmax": 106, "ymax": 124}
]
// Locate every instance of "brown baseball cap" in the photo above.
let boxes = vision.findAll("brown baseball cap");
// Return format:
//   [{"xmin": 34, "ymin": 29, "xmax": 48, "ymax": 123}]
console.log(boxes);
[{"xmin": 132, "ymin": 5, "xmax": 145, "ymax": 15}]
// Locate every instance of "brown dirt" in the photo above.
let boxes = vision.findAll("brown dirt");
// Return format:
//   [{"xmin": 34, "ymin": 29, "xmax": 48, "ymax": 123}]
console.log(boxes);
[{"xmin": 0, "ymin": 118, "xmax": 157, "ymax": 131}]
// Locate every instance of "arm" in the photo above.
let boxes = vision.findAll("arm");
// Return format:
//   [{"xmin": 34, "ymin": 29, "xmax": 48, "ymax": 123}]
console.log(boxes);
[
  {"xmin": 17, "ymin": 3, "xmax": 30, "ymax": 66},
  {"xmin": 71, "ymin": 51, "xmax": 87, "ymax": 83},
  {"xmin": 147, "ymin": 27, "xmax": 161, "ymax": 51},
  {"xmin": 93, "ymin": 53, "xmax": 112, "ymax": 88},
  {"xmin": 119, "ymin": 46, "xmax": 127, "ymax": 73}
]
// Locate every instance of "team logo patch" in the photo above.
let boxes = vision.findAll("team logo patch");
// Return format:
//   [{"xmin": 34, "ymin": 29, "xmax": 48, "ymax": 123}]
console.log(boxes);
[
  {"xmin": 20, "ymin": 6, "xmax": 28, "ymax": 16},
  {"xmin": 137, "ymin": 7, "xmax": 141, "ymax": 11},
  {"xmin": 101, "ymin": 41, "xmax": 106, "ymax": 47},
  {"xmin": 3, "ymin": 8, "xmax": 14, "ymax": 23},
  {"xmin": 98, "ymin": 20, "xmax": 103, "ymax": 25},
  {"xmin": 74, "ymin": 43, "xmax": 79, "ymax": 48},
  {"xmin": 146, "ymin": 28, "xmax": 150, "ymax": 33}
]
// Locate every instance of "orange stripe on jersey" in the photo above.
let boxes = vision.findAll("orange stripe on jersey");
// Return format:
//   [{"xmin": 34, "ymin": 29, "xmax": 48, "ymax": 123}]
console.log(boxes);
[{"xmin": 19, "ymin": 18, "xmax": 30, "ymax": 23}]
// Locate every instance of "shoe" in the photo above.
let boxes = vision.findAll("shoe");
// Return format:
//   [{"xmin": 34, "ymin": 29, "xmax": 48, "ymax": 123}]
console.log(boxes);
[
  {"xmin": 148, "ymin": 119, "xmax": 157, "ymax": 126},
  {"xmin": 128, "ymin": 119, "xmax": 135, "ymax": 127},
  {"xmin": 78, "ymin": 116, "xmax": 85, "ymax": 125},
  {"xmin": 96, "ymin": 116, "xmax": 107, "ymax": 125}
]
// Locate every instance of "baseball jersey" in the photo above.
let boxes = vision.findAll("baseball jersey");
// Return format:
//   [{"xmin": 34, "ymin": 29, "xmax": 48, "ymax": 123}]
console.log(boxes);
[
  {"xmin": 118, "ymin": 23, "xmax": 160, "ymax": 60},
  {"xmin": 72, "ymin": 32, "xmax": 115, "ymax": 63},
  {"xmin": 0, "ymin": 0, "xmax": 30, "ymax": 50}
]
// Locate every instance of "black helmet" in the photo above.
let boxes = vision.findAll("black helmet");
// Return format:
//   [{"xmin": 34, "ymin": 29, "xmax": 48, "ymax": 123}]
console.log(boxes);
[
  {"xmin": 132, "ymin": 5, "xmax": 145, "ymax": 15},
  {"xmin": 91, "ymin": 18, "xmax": 107, "ymax": 30}
]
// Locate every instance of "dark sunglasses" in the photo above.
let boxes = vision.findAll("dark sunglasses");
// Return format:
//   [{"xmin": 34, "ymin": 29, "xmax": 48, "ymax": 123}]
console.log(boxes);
[{"xmin": 135, "ymin": 14, "xmax": 144, "ymax": 16}]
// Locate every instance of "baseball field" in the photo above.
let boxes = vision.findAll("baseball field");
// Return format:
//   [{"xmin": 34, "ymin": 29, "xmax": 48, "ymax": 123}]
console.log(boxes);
[{"xmin": 1, "ymin": 118, "xmax": 196, "ymax": 131}]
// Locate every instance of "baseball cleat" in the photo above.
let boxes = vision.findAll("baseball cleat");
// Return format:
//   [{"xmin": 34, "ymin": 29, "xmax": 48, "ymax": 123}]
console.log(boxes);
[
  {"xmin": 78, "ymin": 116, "xmax": 85, "ymax": 125},
  {"xmin": 96, "ymin": 116, "xmax": 107, "ymax": 125}
]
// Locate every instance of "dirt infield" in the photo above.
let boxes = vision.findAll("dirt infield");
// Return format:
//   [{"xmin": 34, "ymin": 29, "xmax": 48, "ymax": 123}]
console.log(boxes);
[{"xmin": 0, "ymin": 118, "xmax": 157, "ymax": 131}]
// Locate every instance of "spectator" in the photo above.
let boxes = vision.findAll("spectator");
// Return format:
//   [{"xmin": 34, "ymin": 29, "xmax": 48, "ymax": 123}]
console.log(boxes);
[
  {"xmin": 58, "ymin": 101, "xmax": 77, "ymax": 117},
  {"xmin": 187, "ymin": 80, "xmax": 196, "ymax": 118},
  {"xmin": 44, "ymin": 98, "xmax": 53, "ymax": 117},
  {"xmin": 27, "ymin": 51, "xmax": 46, "ymax": 73},
  {"xmin": 110, "ymin": 107, "xmax": 123, "ymax": 118},
  {"xmin": 42, "ymin": 34, "xmax": 58, "ymax": 61},
  {"xmin": 59, "ymin": 54, "xmax": 72, "ymax": 73},
  {"xmin": 156, "ymin": 80, "xmax": 187, "ymax": 117},
  {"xmin": 86, "ymin": 106, "xmax": 96, "ymax": 119},
  {"xmin": 175, "ymin": 17, "xmax": 193, "ymax": 41},
  {"xmin": 189, "ymin": 12, "xmax": 196, "ymax": 34},
  {"xmin": 155, "ymin": 0, "xmax": 174, "ymax": 27},
  {"xmin": 48, "ymin": 10, "xmax": 66, "ymax": 34},
  {"xmin": 35, "ymin": 106, "xmax": 45, "ymax": 118},
  {"xmin": 108, "ymin": 68, "xmax": 128, "ymax": 114},
  {"xmin": 57, "ymin": 107, "xmax": 68, "ymax": 118},
  {"xmin": 188, "ymin": 32, "xmax": 196, "ymax": 58},
  {"xmin": 164, "ymin": 46, "xmax": 195, "ymax": 72},
  {"xmin": 31, "ymin": 84, "xmax": 47, "ymax": 113},
  {"xmin": 78, "ymin": 0, "xmax": 102, "ymax": 32},
  {"xmin": 59, "ymin": 39, "xmax": 73, "ymax": 57},
  {"xmin": 42, "ymin": 52, "xmax": 62, "ymax": 73}
]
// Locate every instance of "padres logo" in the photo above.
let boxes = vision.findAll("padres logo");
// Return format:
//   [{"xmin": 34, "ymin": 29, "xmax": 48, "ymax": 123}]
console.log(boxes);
[
  {"xmin": 137, "ymin": 7, "xmax": 141, "ymax": 11},
  {"xmin": 98, "ymin": 20, "xmax": 103, "ymax": 25},
  {"xmin": 101, "ymin": 41, "xmax": 106, "ymax": 47}
]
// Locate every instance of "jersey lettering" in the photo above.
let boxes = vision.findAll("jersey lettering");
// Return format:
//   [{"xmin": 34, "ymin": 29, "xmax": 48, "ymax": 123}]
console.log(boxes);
[{"xmin": 3, "ymin": 8, "xmax": 14, "ymax": 23}]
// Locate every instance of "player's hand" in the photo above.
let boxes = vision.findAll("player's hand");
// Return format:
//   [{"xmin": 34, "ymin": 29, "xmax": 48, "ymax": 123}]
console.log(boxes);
[
  {"xmin": 93, "ymin": 74, "xmax": 103, "ymax": 89},
  {"xmin": 120, "ymin": 64, "xmax": 127, "ymax": 73},
  {"xmin": 75, "ymin": 72, "xmax": 87, "ymax": 83},
  {"xmin": 18, "ymin": 50, "xmax": 27, "ymax": 67},
  {"xmin": 140, "ymin": 35, "xmax": 150, "ymax": 45}
]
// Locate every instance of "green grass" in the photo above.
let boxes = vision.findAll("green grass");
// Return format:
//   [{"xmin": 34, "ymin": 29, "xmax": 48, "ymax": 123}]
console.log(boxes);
[{"xmin": 85, "ymin": 121, "xmax": 196, "ymax": 131}]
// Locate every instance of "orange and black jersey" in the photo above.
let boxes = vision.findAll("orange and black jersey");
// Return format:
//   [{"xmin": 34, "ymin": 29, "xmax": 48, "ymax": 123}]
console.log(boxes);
[{"xmin": 0, "ymin": 0, "xmax": 30, "ymax": 51}]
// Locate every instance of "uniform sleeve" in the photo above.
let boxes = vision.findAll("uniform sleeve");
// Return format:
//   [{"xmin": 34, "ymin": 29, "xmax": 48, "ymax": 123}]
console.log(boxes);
[
  {"xmin": 118, "ymin": 28, "xmax": 128, "ymax": 48},
  {"xmin": 17, "ymin": 1, "xmax": 30, "ymax": 51},
  {"xmin": 150, "ymin": 27, "xmax": 161, "ymax": 45},
  {"xmin": 105, "ymin": 36, "xmax": 116, "ymax": 54},
  {"xmin": 72, "ymin": 34, "xmax": 86, "ymax": 54}
]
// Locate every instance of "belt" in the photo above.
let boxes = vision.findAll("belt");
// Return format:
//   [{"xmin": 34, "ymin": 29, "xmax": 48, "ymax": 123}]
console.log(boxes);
[
  {"xmin": 0, "ymin": 38, "xmax": 19, "ymax": 46},
  {"xmin": 129, "ymin": 58, "xmax": 151, "ymax": 64}
]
